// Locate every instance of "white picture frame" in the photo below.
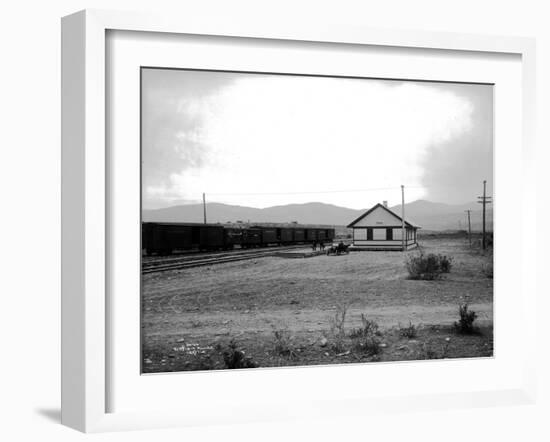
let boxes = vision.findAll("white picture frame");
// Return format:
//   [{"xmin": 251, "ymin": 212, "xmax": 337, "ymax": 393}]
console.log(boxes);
[{"xmin": 61, "ymin": 9, "xmax": 537, "ymax": 433}]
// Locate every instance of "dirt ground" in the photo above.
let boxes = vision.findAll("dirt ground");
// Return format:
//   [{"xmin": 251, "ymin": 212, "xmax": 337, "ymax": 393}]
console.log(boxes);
[{"xmin": 142, "ymin": 236, "xmax": 493, "ymax": 372}]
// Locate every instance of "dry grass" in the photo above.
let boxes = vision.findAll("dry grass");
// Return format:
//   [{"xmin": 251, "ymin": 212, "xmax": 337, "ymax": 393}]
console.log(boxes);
[{"xmin": 142, "ymin": 236, "xmax": 493, "ymax": 372}]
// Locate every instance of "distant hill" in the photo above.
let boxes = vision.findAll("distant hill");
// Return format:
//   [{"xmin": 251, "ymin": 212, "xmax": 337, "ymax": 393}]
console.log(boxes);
[
  {"xmin": 143, "ymin": 200, "xmax": 492, "ymax": 231},
  {"xmin": 142, "ymin": 202, "xmax": 359, "ymax": 226},
  {"xmin": 389, "ymin": 200, "xmax": 492, "ymax": 232}
]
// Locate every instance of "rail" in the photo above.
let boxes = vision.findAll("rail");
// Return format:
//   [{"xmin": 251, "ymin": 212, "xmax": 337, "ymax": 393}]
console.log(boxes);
[{"xmin": 142, "ymin": 244, "xmax": 311, "ymax": 274}]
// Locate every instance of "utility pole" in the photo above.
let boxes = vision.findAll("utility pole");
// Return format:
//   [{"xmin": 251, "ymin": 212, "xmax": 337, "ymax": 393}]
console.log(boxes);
[
  {"xmin": 202, "ymin": 192, "xmax": 207, "ymax": 224},
  {"xmin": 401, "ymin": 185, "xmax": 405, "ymax": 252},
  {"xmin": 465, "ymin": 209, "xmax": 472, "ymax": 247},
  {"xmin": 477, "ymin": 180, "xmax": 492, "ymax": 250}
]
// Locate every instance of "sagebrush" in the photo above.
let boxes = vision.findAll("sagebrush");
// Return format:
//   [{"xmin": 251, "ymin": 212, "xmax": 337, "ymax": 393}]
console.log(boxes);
[
  {"xmin": 405, "ymin": 253, "xmax": 453, "ymax": 280},
  {"xmin": 454, "ymin": 303, "xmax": 478, "ymax": 334},
  {"xmin": 328, "ymin": 303, "xmax": 349, "ymax": 353},
  {"xmin": 349, "ymin": 314, "xmax": 381, "ymax": 356},
  {"xmin": 272, "ymin": 328, "xmax": 298, "ymax": 358},
  {"xmin": 220, "ymin": 340, "xmax": 258, "ymax": 369},
  {"xmin": 399, "ymin": 321, "xmax": 418, "ymax": 339}
]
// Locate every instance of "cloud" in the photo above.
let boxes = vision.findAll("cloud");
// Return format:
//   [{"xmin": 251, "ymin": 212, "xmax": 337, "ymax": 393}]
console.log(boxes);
[
  {"xmin": 142, "ymin": 71, "xmax": 489, "ymax": 209},
  {"xmin": 141, "ymin": 69, "xmax": 235, "ymax": 196},
  {"xmin": 420, "ymin": 84, "xmax": 493, "ymax": 203}
]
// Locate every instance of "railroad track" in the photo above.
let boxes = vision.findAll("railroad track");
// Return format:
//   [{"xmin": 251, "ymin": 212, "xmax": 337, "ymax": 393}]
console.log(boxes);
[
  {"xmin": 142, "ymin": 246, "xmax": 296, "ymax": 265},
  {"xmin": 142, "ymin": 245, "xmax": 307, "ymax": 274}
]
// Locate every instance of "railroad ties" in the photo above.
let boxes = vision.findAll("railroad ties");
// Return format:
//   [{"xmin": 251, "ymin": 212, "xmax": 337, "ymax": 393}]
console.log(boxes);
[{"xmin": 142, "ymin": 245, "xmax": 312, "ymax": 274}]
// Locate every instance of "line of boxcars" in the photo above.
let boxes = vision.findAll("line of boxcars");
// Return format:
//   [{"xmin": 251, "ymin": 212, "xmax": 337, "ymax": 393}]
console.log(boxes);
[{"xmin": 142, "ymin": 222, "xmax": 335, "ymax": 255}]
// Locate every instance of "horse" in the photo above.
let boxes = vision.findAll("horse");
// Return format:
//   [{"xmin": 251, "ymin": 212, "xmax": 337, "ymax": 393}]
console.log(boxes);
[{"xmin": 336, "ymin": 242, "xmax": 349, "ymax": 255}]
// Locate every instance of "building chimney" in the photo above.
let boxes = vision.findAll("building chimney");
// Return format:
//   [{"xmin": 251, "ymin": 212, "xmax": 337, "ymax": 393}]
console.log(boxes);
[{"xmin": 383, "ymin": 200, "xmax": 388, "ymax": 208}]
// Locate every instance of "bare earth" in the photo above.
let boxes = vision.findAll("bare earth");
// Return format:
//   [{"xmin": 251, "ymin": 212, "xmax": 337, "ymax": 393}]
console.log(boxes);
[{"xmin": 142, "ymin": 236, "xmax": 493, "ymax": 372}]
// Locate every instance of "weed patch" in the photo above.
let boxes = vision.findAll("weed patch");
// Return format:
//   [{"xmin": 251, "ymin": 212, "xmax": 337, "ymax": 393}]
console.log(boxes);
[
  {"xmin": 405, "ymin": 253, "xmax": 453, "ymax": 280},
  {"xmin": 399, "ymin": 321, "xmax": 418, "ymax": 339},
  {"xmin": 349, "ymin": 314, "xmax": 381, "ymax": 356},
  {"xmin": 220, "ymin": 340, "xmax": 258, "ymax": 369},
  {"xmin": 454, "ymin": 303, "xmax": 478, "ymax": 334},
  {"xmin": 272, "ymin": 328, "xmax": 298, "ymax": 359}
]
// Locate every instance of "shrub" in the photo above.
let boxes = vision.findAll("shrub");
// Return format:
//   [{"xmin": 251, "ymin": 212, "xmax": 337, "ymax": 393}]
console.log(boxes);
[
  {"xmin": 439, "ymin": 255, "xmax": 453, "ymax": 273},
  {"xmin": 329, "ymin": 303, "xmax": 348, "ymax": 336},
  {"xmin": 328, "ymin": 303, "xmax": 349, "ymax": 352},
  {"xmin": 454, "ymin": 303, "xmax": 478, "ymax": 334},
  {"xmin": 420, "ymin": 343, "xmax": 438, "ymax": 359},
  {"xmin": 272, "ymin": 328, "xmax": 297, "ymax": 359},
  {"xmin": 405, "ymin": 253, "xmax": 453, "ymax": 280},
  {"xmin": 349, "ymin": 314, "xmax": 381, "ymax": 356},
  {"xmin": 349, "ymin": 313, "xmax": 379, "ymax": 339},
  {"xmin": 190, "ymin": 353, "xmax": 217, "ymax": 370},
  {"xmin": 419, "ymin": 340, "xmax": 451, "ymax": 360},
  {"xmin": 399, "ymin": 321, "xmax": 418, "ymax": 339},
  {"xmin": 352, "ymin": 334, "xmax": 381, "ymax": 356},
  {"xmin": 221, "ymin": 340, "xmax": 258, "ymax": 369}
]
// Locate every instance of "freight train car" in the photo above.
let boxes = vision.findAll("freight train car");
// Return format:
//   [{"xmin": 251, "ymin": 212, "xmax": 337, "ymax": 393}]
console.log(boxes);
[
  {"xmin": 224, "ymin": 227, "xmax": 244, "ymax": 249},
  {"xmin": 293, "ymin": 228, "xmax": 305, "ymax": 242},
  {"xmin": 142, "ymin": 222, "xmax": 225, "ymax": 255},
  {"xmin": 249, "ymin": 226, "xmax": 278, "ymax": 245},
  {"xmin": 277, "ymin": 227, "xmax": 294, "ymax": 244},
  {"xmin": 142, "ymin": 223, "xmax": 337, "ymax": 254},
  {"xmin": 242, "ymin": 228, "xmax": 262, "ymax": 248},
  {"xmin": 305, "ymin": 228, "xmax": 318, "ymax": 242},
  {"xmin": 317, "ymin": 228, "xmax": 327, "ymax": 242}
]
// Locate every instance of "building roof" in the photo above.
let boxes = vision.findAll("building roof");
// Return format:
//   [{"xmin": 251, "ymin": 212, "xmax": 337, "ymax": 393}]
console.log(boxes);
[{"xmin": 346, "ymin": 203, "xmax": 420, "ymax": 229}]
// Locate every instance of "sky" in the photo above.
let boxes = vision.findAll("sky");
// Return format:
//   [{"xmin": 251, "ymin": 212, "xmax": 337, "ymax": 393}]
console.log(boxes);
[{"xmin": 141, "ymin": 68, "xmax": 493, "ymax": 210}]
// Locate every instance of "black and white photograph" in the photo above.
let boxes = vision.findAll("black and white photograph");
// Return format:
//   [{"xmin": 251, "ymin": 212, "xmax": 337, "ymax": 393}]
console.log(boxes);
[{"xmin": 140, "ymin": 68, "xmax": 494, "ymax": 373}]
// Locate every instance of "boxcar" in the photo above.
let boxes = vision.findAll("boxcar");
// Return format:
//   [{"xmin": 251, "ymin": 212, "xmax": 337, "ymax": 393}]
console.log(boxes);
[
  {"xmin": 277, "ymin": 227, "xmax": 294, "ymax": 244},
  {"xmin": 142, "ymin": 222, "xmax": 193, "ymax": 255},
  {"xmin": 293, "ymin": 228, "xmax": 305, "ymax": 242},
  {"xmin": 224, "ymin": 227, "xmax": 244, "ymax": 249},
  {"xmin": 305, "ymin": 228, "xmax": 318, "ymax": 242},
  {"xmin": 200, "ymin": 225, "xmax": 225, "ymax": 250},
  {"xmin": 142, "ymin": 222, "xmax": 224, "ymax": 254},
  {"xmin": 242, "ymin": 228, "xmax": 262, "ymax": 248},
  {"xmin": 142, "ymin": 222, "xmax": 153, "ymax": 252},
  {"xmin": 317, "ymin": 229, "xmax": 327, "ymax": 242},
  {"xmin": 260, "ymin": 227, "xmax": 278, "ymax": 245}
]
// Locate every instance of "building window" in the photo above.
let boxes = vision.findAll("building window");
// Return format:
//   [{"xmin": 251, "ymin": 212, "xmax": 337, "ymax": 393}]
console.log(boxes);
[
  {"xmin": 367, "ymin": 228, "xmax": 373, "ymax": 240},
  {"xmin": 386, "ymin": 228, "xmax": 393, "ymax": 240}
]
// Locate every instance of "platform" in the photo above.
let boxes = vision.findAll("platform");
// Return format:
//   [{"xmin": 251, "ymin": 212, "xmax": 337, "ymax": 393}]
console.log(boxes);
[
  {"xmin": 348, "ymin": 243, "xmax": 419, "ymax": 252},
  {"xmin": 274, "ymin": 248, "xmax": 327, "ymax": 259}
]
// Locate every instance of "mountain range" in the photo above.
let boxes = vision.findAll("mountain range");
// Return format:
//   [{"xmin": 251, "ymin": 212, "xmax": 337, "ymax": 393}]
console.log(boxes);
[{"xmin": 143, "ymin": 200, "xmax": 493, "ymax": 232}]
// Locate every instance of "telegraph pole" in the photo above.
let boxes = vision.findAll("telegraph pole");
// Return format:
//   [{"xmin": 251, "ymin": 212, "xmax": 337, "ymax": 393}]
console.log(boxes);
[
  {"xmin": 477, "ymin": 180, "xmax": 492, "ymax": 250},
  {"xmin": 202, "ymin": 192, "xmax": 207, "ymax": 224},
  {"xmin": 465, "ymin": 209, "xmax": 472, "ymax": 247},
  {"xmin": 401, "ymin": 185, "xmax": 405, "ymax": 252}
]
